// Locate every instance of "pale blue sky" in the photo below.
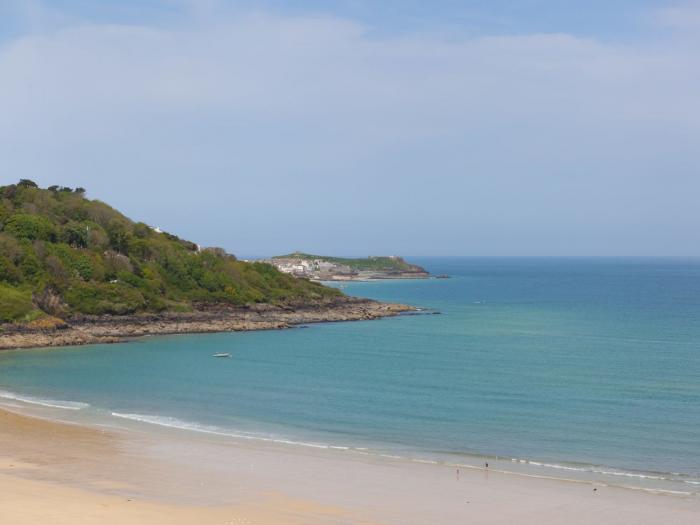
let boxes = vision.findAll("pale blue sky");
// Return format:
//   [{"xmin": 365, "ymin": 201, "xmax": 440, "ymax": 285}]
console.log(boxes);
[
  {"xmin": 1, "ymin": 1, "xmax": 699, "ymax": 256},
  {"xmin": 0, "ymin": 1, "xmax": 675, "ymax": 38}
]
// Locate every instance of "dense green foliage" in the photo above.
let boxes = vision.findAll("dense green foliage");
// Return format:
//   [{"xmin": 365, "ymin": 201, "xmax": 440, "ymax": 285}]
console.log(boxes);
[
  {"xmin": 0, "ymin": 182, "xmax": 340, "ymax": 321},
  {"xmin": 0, "ymin": 284, "xmax": 35, "ymax": 322},
  {"xmin": 273, "ymin": 252, "xmax": 423, "ymax": 272}
]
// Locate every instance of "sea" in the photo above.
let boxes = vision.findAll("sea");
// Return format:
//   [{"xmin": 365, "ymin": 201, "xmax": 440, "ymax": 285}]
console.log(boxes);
[{"xmin": 1, "ymin": 257, "xmax": 699, "ymax": 495}]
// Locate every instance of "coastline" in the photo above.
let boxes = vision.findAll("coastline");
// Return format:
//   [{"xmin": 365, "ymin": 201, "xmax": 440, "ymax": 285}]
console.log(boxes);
[
  {"xmin": 313, "ymin": 274, "xmax": 431, "ymax": 282},
  {"xmin": 0, "ymin": 297, "xmax": 415, "ymax": 351},
  {"xmin": 309, "ymin": 272, "xmax": 430, "ymax": 282},
  {"xmin": 1, "ymin": 407, "xmax": 699, "ymax": 524}
]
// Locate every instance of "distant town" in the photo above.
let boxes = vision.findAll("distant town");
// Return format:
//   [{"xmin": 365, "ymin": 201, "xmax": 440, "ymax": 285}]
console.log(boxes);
[{"xmin": 259, "ymin": 252, "xmax": 432, "ymax": 281}]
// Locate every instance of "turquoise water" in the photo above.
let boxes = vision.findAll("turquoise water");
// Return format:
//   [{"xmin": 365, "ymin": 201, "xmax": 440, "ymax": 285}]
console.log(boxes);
[{"xmin": 1, "ymin": 257, "xmax": 699, "ymax": 492}]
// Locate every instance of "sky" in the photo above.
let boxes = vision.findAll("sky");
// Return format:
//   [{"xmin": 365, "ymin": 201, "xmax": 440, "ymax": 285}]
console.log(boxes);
[{"xmin": 1, "ymin": 1, "xmax": 699, "ymax": 256}]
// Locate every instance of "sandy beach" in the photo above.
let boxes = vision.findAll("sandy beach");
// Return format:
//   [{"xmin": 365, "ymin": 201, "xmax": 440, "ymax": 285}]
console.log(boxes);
[{"xmin": 1, "ymin": 407, "xmax": 698, "ymax": 524}]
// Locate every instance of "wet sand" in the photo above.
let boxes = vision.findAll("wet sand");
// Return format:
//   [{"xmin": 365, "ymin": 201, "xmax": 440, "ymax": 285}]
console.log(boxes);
[{"xmin": 1, "ymin": 408, "xmax": 699, "ymax": 524}]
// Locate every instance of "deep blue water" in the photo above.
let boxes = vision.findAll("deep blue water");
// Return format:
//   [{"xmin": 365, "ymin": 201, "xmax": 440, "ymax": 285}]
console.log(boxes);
[{"xmin": 1, "ymin": 257, "xmax": 699, "ymax": 491}]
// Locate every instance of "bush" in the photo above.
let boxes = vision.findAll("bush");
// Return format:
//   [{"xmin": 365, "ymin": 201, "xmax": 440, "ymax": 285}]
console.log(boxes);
[
  {"xmin": 18, "ymin": 248, "xmax": 44, "ymax": 282},
  {"xmin": 63, "ymin": 283, "xmax": 146, "ymax": 315},
  {"xmin": 0, "ymin": 285, "xmax": 35, "ymax": 321},
  {"xmin": 0, "ymin": 181, "xmax": 345, "ymax": 320},
  {"xmin": 61, "ymin": 222, "xmax": 89, "ymax": 248},
  {"xmin": 0, "ymin": 255, "xmax": 21, "ymax": 284},
  {"xmin": 4, "ymin": 214, "xmax": 56, "ymax": 241},
  {"xmin": 0, "ymin": 233, "xmax": 22, "ymax": 262}
]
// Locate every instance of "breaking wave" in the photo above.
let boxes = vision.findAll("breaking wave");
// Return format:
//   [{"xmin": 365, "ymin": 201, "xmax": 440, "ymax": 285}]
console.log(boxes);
[
  {"xmin": 111, "ymin": 412, "xmax": 332, "ymax": 449},
  {"xmin": 0, "ymin": 389, "xmax": 90, "ymax": 410}
]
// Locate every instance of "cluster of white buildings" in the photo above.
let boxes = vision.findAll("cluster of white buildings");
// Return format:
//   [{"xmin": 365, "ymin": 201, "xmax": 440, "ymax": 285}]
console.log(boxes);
[{"xmin": 266, "ymin": 258, "xmax": 353, "ymax": 279}]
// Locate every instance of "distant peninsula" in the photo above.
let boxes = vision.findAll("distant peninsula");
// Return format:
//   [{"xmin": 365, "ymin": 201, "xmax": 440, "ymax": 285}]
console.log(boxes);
[
  {"xmin": 0, "ymin": 181, "xmax": 414, "ymax": 349},
  {"xmin": 263, "ymin": 252, "xmax": 430, "ymax": 281}
]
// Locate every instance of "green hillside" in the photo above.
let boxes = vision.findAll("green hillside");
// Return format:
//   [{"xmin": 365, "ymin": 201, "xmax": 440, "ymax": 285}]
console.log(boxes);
[
  {"xmin": 0, "ymin": 180, "xmax": 340, "ymax": 323},
  {"xmin": 273, "ymin": 252, "xmax": 423, "ymax": 272}
]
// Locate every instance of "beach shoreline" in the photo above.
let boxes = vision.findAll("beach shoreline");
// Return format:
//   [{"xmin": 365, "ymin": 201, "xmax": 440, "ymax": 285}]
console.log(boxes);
[
  {"xmin": 1, "ymin": 406, "xmax": 699, "ymax": 524},
  {"xmin": 0, "ymin": 297, "xmax": 416, "ymax": 351}
]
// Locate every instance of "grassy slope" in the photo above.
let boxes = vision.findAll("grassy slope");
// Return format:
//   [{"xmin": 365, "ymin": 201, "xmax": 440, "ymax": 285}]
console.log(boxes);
[
  {"xmin": 0, "ymin": 181, "xmax": 340, "ymax": 322},
  {"xmin": 272, "ymin": 252, "xmax": 425, "ymax": 272}
]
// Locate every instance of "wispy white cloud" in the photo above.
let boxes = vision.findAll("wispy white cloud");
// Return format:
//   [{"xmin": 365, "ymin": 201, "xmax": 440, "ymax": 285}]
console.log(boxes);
[
  {"xmin": 651, "ymin": 0, "xmax": 700, "ymax": 31},
  {"xmin": 0, "ymin": 4, "xmax": 698, "ymax": 254}
]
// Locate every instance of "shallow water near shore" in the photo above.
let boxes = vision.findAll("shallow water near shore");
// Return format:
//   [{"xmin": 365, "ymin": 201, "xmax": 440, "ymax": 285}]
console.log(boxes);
[{"xmin": 1, "ymin": 257, "xmax": 699, "ymax": 495}]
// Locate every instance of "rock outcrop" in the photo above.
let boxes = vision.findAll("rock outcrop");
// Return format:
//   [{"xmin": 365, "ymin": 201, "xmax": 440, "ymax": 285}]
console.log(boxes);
[{"xmin": 0, "ymin": 297, "xmax": 416, "ymax": 350}]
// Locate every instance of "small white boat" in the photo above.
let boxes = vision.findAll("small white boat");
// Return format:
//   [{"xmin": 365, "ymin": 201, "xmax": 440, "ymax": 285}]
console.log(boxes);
[{"xmin": 213, "ymin": 353, "xmax": 231, "ymax": 358}]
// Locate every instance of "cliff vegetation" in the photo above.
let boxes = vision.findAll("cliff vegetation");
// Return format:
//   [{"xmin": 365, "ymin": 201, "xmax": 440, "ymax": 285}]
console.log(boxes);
[{"xmin": 0, "ymin": 180, "xmax": 340, "ymax": 322}]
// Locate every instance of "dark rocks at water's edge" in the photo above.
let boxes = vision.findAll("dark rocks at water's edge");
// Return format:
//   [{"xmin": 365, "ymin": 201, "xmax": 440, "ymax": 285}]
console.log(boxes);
[
  {"xmin": 0, "ymin": 182, "xmax": 422, "ymax": 352},
  {"xmin": 0, "ymin": 297, "xmax": 416, "ymax": 351},
  {"xmin": 398, "ymin": 308, "xmax": 441, "ymax": 316}
]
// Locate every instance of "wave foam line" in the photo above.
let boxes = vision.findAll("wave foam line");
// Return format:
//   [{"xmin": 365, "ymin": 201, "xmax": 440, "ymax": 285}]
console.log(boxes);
[
  {"xmin": 109, "ymin": 413, "xmax": 700, "ymax": 491},
  {"xmin": 521, "ymin": 459, "xmax": 687, "ymax": 482},
  {"xmin": 111, "ymin": 412, "xmax": 332, "ymax": 449},
  {"xmin": 0, "ymin": 390, "xmax": 89, "ymax": 410}
]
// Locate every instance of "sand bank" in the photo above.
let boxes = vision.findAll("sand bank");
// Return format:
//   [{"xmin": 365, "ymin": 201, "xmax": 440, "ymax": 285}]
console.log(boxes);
[
  {"xmin": 0, "ymin": 408, "xmax": 698, "ymax": 524},
  {"xmin": 0, "ymin": 409, "xmax": 373, "ymax": 524}
]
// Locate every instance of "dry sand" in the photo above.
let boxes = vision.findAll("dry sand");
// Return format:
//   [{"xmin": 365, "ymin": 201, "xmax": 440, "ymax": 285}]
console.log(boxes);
[{"xmin": 1, "ymin": 408, "xmax": 698, "ymax": 524}]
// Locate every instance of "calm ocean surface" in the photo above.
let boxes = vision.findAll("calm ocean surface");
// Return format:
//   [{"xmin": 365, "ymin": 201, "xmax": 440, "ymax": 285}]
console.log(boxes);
[{"xmin": 2, "ymin": 257, "xmax": 700, "ymax": 492}]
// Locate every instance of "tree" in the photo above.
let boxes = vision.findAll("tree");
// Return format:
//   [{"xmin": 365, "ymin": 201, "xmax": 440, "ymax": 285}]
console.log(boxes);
[
  {"xmin": 18, "ymin": 249, "xmax": 43, "ymax": 282},
  {"xmin": 107, "ymin": 218, "xmax": 132, "ymax": 254},
  {"xmin": 0, "ymin": 180, "xmax": 342, "ymax": 321},
  {"xmin": 133, "ymin": 222, "xmax": 153, "ymax": 239},
  {"xmin": 18, "ymin": 179, "xmax": 38, "ymax": 188},
  {"xmin": 0, "ymin": 202, "xmax": 11, "ymax": 224},
  {"xmin": 61, "ymin": 222, "xmax": 89, "ymax": 248},
  {"xmin": 4, "ymin": 214, "xmax": 56, "ymax": 241},
  {"xmin": 87, "ymin": 227, "xmax": 109, "ymax": 249},
  {"xmin": 0, "ymin": 235, "xmax": 22, "ymax": 265},
  {"xmin": 103, "ymin": 251, "xmax": 133, "ymax": 278},
  {"xmin": 45, "ymin": 255, "xmax": 69, "ymax": 286}
]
